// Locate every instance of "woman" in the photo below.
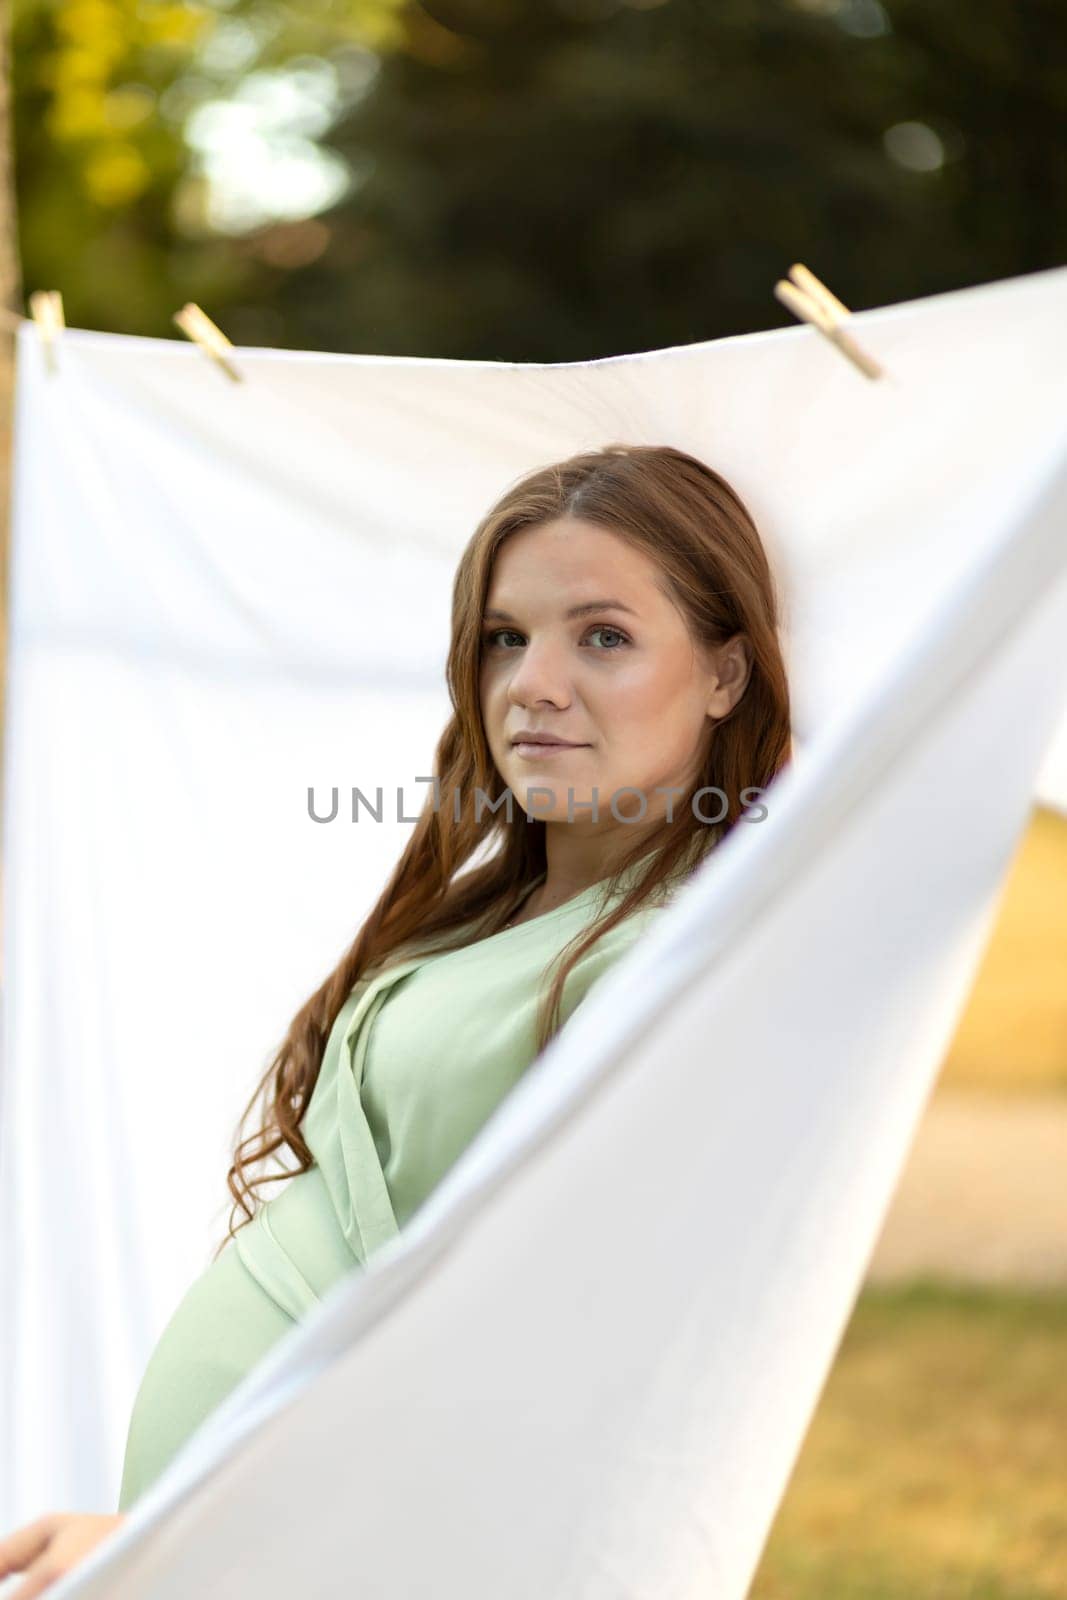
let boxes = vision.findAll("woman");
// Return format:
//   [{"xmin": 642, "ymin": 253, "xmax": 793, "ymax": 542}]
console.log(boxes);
[{"xmin": 0, "ymin": 442, "xmax": 791, "ymax": 1593}]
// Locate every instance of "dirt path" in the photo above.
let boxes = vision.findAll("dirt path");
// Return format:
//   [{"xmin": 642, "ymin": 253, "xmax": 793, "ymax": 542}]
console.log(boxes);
[{"xmin": 865, "ymin": 1088, "xmax": 1067, "ymax": 1287}]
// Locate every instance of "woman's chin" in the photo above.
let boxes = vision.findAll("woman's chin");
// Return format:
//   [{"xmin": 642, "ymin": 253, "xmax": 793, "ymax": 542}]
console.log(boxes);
[{"xmin": 506, "ymin": 777, "xmax": 600, "ymax": 821}]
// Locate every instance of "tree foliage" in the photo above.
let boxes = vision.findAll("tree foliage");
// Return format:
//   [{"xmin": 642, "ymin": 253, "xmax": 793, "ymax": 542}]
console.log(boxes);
[{"xmin": 11, "ymin": 0, "xmax": 1066, "ymax": 356}]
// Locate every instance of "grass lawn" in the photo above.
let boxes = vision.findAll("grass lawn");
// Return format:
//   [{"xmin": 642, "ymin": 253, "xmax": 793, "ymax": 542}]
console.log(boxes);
[{"xmin": 750, "ymin": 1281, "xmax": 1067, "ymax": 1599}]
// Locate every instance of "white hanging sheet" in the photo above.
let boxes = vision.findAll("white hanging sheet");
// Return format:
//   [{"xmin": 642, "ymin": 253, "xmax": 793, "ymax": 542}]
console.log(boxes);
[{"xmin": 1, "ymin": 266, "xmax": 1065, "ymax": 1598}]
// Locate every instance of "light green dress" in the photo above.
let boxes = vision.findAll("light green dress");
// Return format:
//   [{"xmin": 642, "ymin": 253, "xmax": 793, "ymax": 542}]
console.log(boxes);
[{"xmin": 117, "ymin": 851, "xmax": 692, "ymax": 1509}]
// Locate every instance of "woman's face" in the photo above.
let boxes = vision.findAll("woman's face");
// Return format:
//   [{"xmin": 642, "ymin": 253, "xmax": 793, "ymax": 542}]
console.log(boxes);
[{"xmin": 479, "ymin": 516, "xmax": 750, "ymax": 833}]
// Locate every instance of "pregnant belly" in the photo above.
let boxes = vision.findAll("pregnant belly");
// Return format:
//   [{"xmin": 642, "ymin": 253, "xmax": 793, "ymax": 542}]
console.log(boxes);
[{"xmin": 117, "ymin": 1237, "xmax": 296, "ymax": 1510}]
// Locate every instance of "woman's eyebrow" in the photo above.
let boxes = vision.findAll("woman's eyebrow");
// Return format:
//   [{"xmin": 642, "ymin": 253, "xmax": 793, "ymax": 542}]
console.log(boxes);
[{"xmin": 483, "ymin": 599, "xmax": 639, "ymax": 622}]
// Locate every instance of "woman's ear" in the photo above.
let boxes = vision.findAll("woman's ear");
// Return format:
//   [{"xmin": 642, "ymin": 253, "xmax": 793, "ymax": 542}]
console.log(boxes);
[{"xmin": 706, "ymin": 634, "xmax": 753, "ymax": 720}]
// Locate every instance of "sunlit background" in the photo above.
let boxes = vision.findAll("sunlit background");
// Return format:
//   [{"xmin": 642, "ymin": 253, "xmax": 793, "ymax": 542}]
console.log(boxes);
[{"xmin": 1, "ymin": 2, "xmax": 1065, "ymax": 1594}]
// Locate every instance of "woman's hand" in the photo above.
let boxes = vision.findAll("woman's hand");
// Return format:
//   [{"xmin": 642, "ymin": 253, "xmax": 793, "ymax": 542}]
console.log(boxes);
[{"xmin": 0, "ymin": 1512, "xmax": 127, "ymax": 1598}]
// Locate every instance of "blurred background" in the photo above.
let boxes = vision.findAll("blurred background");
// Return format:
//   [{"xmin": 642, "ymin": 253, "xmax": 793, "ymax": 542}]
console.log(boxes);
[{"xmin": 0, "ymin": 1, "xmax": 1064, "ymax": 1593}]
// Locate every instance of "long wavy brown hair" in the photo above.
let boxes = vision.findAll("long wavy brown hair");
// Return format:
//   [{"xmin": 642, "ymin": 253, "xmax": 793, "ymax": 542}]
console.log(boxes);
[{"xmin": 213, "ymin": 443, "xmax": 792, "ymax": 1259}]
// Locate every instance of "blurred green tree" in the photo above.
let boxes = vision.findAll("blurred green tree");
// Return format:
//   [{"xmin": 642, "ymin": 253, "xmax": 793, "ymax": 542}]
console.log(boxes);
[
  {"xmin": 294, "ymin": 0, "xmax": 1065, "ymax": 357},
  {"xmin": 7, "ymin": 0, "xmax": 1066, "ymax": 357},
  {"xmin": 9, "ymin": 0, "xmax": 409, "ymax": 333}
]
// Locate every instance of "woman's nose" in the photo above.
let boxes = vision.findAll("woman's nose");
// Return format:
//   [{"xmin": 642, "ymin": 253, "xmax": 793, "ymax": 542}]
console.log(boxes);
[{"xmin": 506, "ymin": 636, "xmax": 572, "ymax": 703}]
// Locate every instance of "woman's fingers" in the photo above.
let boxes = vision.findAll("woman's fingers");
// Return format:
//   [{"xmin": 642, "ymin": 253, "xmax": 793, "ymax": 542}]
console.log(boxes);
[
  {"xmin": 0, "ymin": 1512, "xmax": 126, "ymax": 1599},
  {"xmin": 6, "ymin": 1557, "xmax": 67, "ymax": 1600},
  {"xmin": 0, "ymin": 1513, "xmax": 65, "ymax": 1600},
  {"xmin": 0, "ymin": 1514, "xmax": 59, "ymax": 1576}
]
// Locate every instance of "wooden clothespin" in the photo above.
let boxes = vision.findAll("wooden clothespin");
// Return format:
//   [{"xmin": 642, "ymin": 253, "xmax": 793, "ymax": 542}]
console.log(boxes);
[
  {"xmin": 28, "ymin": 290, "xmax": 65, "ymax": 375},
  {"xmin": 172, "ymin": 302, "xmax": 242, "ymax": 383},
  {"xmin": 774, "ymin": 263, "xmax": 884, "ymax": 381}
]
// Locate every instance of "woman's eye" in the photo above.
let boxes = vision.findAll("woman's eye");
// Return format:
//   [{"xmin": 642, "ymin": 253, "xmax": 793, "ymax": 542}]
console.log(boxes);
[
  {"xmin": 586, "ymin": 625, "xmax": 630, "ymax": 649},
  {"xmin": 482, "ymin": 625, "xmax": 631, "ymax": 650}
]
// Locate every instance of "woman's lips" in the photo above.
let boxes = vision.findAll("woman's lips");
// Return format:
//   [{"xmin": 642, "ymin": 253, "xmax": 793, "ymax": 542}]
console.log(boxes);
[{"xmin": 512, "ymin": 740, "xmax": 589, "ymax": 758}]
